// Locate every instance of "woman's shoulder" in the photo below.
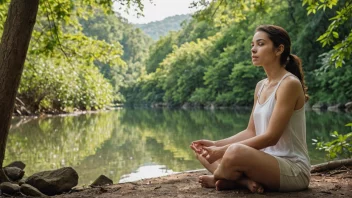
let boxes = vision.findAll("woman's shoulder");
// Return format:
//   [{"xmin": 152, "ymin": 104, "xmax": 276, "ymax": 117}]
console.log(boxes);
[
  {"xmin": 277, "ymin": 75, "xmax": 303, "ymax": 96},
  {"xmin": 281, "ymin": 75, "xmax": 302, "ymax": 89}
]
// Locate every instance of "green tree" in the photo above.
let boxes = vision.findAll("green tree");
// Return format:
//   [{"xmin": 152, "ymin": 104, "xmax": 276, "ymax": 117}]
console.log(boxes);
[
  {"xmin": 145, "ymin": 32, "xmax": 179, "ymax": 73},
  {"xmin": 79, "ymin": 10, "xmax": 153, "ymax": 102},
  {"xmin": 0, "ymin": 0, "xmax": 148, "ymax": 182},
  {"xmin": 303, "ymin": 0, "xmax": 352, "ymax": 68}
]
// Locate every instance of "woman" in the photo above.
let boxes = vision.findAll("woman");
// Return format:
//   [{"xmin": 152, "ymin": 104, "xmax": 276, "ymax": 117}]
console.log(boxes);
[{"xmin": 190, "ymin": 25, "xmax": 310, "ymax": 193}]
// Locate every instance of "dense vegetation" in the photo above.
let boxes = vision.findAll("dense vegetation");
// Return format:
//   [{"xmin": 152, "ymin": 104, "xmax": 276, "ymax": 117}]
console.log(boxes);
[
  {"xmin": 0, "ymin": 1, "xmax": 152, "ymax": 114},
  {"xmin": 123, "ymin": 0, "xmax": 352, "ymax": 107},
  {"xmin": 135, "ymin": 14, "xmax": 191, "ymax": 40},
  {"xmin": 1, "ymin": 0, "xmax": 351, "ymax": 113}
]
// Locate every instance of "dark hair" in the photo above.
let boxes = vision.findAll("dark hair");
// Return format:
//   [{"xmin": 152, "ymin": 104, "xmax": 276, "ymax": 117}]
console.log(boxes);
[{"xmin": 255, "ymin": 25, "xmax": 309, "ymax": 101}]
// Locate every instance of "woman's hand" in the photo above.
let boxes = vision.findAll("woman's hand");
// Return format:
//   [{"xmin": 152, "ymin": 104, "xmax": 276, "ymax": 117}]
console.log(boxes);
[
  {"xmin": 190, "ymin": 139, "xmax": 215, "ymax": 154},
  {"xmin": 201, "ymin": 146, "xmax": 224, "ymax": 164}
]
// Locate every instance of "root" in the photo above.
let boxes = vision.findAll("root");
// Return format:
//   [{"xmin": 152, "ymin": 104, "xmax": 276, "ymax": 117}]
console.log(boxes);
[{"xmin": 311, "ymin": 158, "xmax": 352, "ymax": 173}]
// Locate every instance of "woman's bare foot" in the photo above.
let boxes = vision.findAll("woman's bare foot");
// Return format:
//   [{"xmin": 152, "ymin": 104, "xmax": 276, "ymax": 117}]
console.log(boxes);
[
  {"xmin": 198, "ymin": 175, "xmax": 216, "ymax": 188},
  {"xmin": 215, "ymin": 179, "xmax": 237, "ymax": 191},
  {"xmin": 215, "ymin": 178, "xmax": 264, "ymax": 193},
  {"xmin": 246, "ymin": 180, "xmax": 264, "ymax": 193}
]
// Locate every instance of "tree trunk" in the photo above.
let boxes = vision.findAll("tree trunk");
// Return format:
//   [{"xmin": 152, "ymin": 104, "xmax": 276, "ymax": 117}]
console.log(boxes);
[{"xmin": 0, "ymin": 0, "xmax": 39, "ymax": 173}]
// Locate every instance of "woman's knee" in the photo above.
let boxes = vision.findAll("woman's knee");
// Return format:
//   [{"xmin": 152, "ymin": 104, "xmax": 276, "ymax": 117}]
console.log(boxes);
[{"xmin": 222, "ymin": 144, "xmax": 249, "ymax": 164}]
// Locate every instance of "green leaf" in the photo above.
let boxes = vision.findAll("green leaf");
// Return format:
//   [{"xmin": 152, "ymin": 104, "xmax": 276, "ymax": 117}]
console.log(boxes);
[{"xmin": 332, "ymin": 31, "xmax": 339, "ymax": 39}]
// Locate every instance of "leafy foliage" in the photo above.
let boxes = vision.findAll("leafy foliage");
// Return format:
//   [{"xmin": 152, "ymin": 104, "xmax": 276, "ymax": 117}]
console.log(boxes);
[
  {"xmin": 303, "ymin": 0, "xmax": 352, "ymax": 67},
  {"xmin": 310, "ymin": 52, "xmax": 352, "ymax": 104},
  {"xmin": 80, "ymin": 9, "xmax": 153, "ymax": 102},
  {"xmin": 18, "ymin": 56, "xmax": 113, "ymax": 112},
  {"xmin": 2, "ymin": 0, "xmax": 351, "ymax": 111},
  {"xmin": 160, "ymin": 35, "xmax": 218, "ymax": 105},
  {"xmin": 313, "ymin": 123, "xmax": 352, "ymax": 159},
  {"xmin": 123, "ymin": 0, "xmax": 352, "ymax": 108},
  {"xmin": 1, "ymin": 0, "xmax": 152, "ymax": 112}
]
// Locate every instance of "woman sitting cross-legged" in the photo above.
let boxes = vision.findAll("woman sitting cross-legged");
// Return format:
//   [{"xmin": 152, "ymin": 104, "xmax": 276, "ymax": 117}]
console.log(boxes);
[{"xmin": 190, "ymin": 24, "xmax": 310, "ymax": 193}]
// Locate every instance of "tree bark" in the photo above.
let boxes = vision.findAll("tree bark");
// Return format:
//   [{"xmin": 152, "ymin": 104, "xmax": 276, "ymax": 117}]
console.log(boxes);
[
  {"xmin": 0, "ymin": 0, "xmax": 39, "ymax": 172},
  {"xmin": 311, "ymin": 158, "xmax": 352, "ymax": 173}
]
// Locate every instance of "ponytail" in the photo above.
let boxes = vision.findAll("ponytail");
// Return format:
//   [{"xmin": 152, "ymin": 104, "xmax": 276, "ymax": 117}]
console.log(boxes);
[{"xmin": 286, "ymin": 54, "xmax": 309, "ymax": 101}]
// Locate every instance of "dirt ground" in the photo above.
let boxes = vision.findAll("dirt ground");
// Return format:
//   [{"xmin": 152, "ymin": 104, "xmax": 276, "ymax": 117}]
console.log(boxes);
[{"xmin": 53, "ymin": 167, "xmax": 352, "ymax": 198}]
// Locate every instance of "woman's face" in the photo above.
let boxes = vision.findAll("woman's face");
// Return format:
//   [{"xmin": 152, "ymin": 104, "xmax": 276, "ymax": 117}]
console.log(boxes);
[{"xmin": 251, "ymin": 31, "xmax": 278, "ymax": 67}]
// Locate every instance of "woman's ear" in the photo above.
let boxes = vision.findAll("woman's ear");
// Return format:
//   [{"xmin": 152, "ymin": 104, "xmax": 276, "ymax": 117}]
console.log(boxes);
[{"xmin": 276, "ymin": 44, "xmax": 284, "ymax": 56}]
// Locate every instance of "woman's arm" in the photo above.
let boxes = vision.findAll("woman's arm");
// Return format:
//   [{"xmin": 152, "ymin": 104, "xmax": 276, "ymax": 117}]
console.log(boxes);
[
  {"xmin": 238, "ymin": 76, "xmax": 303, "ymax": 149},
  {"xmin": 219, "ymin": 76, "xmax": 302, "ymax": 150},
  {"xmin": 214, "ymin": 79, "xmax": 265, "ymax": 147}
]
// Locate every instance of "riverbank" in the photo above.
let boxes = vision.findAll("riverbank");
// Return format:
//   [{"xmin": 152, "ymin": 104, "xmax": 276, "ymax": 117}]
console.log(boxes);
[{"xmin": 53, "ymin": 166, "xmax": 352, "ymax": 198}]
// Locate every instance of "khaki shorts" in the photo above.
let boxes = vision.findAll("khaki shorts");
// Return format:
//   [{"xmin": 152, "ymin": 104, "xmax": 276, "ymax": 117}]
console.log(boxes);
[{"xmin": 274, "ymin": 156, "xmax": 310, "ymax": 192}]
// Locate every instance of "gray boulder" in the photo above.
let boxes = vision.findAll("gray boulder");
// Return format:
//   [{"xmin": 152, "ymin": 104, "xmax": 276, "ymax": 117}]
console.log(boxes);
[
  {"xmin": 346, "ymin": 101, "xmax": 352, "ymax": 112},
  {"xmin": 3, "ymin": 167, "xmax": 25, "ymax": 181},
  {"xmin": 20, "ymin": 184, "xmax": 47, "ymax": 197},
  {"xmin": 18, "ymin": 178, "xmax": 26, "ymax": 185},
  {"xmin": 90, "ymin": 175, "xmax": 113, "ymax": 187},
  {"xmin": 327, "ymin": 103, "xmax": 345, "ymax": 112},
  {"xmin": 25, "ymin": 167, "xmax": 78, "ymax": 196},
  {"xmin": 0, "ymin": 182, "xmax": 20, "ymax": 194},
  {"xmin": 5, "ymin": 161, "xmax": 26, "ymax": 170}
]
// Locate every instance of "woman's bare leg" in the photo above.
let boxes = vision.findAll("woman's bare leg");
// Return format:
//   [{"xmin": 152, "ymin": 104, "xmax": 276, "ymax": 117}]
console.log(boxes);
[
  {"xmin": 194, "ymin": 152, "xmax": 265, "ymax": 192},
  {"xmin": 213, "ymin": 144, "xmax": 280, "ymax": 191}
]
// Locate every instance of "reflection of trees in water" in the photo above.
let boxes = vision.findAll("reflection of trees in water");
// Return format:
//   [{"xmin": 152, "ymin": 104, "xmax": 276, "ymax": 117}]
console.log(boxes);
[
  {"xmin": 305, "ymin": 110, "xmax": 352, "ymax": 164},
  {"xmin": 117, "ymin": 109, "xmax": 251, "ymax": 170},
  {"xmin": 5, "ymin": 112, "xmax": 115, "ymax": 179},
  {"xmin": 5, "ymin": 109, "xmax": 351, "ymax": 185}
]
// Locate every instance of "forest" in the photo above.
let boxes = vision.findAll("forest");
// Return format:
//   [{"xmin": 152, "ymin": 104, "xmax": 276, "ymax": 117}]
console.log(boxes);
[
  {"xmin": 124, "ymin": 0, "xmax": 352, "ymax": 108},
  {"xmin": 0, "ymin": 0, "xmax": 351, "ymax": 114}
]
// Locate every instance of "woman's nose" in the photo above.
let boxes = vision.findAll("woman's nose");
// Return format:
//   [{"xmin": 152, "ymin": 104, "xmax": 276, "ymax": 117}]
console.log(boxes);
[{"xmin": 251, "ymin": 47, "xmax": 256, "ymax": 53}]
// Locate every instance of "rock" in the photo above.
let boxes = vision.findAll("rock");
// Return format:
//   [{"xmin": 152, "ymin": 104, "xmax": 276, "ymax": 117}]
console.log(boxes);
[
  {"xmin": 3, "ymin": 167, "xmax": 25, "ymax": 181},
  {"xmin": 71, "ymin": 186, "xmax": 90, "ymax": 193},
  {"xmin": 18, "ymin": 178, "xmax": 26, "ymax": 185},
  {"xmin": 181, "ymin": 102, "xmax": 191, "ymax": 109},
  {"xmin": 20, "ymin": 184, "xmax": 47, "ymax": 197},
  {"xmin": 90, "ymin": 175, "xmax": 113, "ymax": 187},
  {"xmin": 312, "ymin": 103, "xmax": 327, "ymax": 110},
  {"xmin": 204, "ymin": 103, "xmax": 215, "ymax": 110},
  {"xmin": 25, "ymin": 167, "xmax": 78, "ymax": 196},
  {"xmin": 5, "ymin": 161, "xmax": 26, "ymax": 170},
  {"xmin": 0, "ymin": 182, "xmax": 20, "ymax": 194},
  {"xmin": 345, "ymin": 101, "xmax": 352, "ymax": 112},
  {"xmin": 327, "ymin": 103, "xmax": 345, "ymax": 112}
]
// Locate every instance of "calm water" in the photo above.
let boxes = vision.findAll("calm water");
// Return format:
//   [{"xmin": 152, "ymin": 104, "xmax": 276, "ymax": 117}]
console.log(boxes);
[{"xmin": 5, "ymin": 108, "xmax": 352, "ymax": 185}]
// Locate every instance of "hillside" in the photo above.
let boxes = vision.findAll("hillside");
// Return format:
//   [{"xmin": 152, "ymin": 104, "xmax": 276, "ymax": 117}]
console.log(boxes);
[{"xmin": 135, "ymin": 14, "xmax": 191, "ymax": 40}]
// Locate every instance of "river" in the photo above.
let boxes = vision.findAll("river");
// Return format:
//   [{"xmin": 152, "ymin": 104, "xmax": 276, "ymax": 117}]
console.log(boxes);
[{"xmin": 5, "ymin": 108, "xmax": 352, "ymax": 185}]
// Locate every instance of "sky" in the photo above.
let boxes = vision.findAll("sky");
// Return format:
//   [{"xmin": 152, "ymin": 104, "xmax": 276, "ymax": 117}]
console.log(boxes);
[{"xmin": 113, "ymin": 0, "xmax": 198, "ymax": 24}]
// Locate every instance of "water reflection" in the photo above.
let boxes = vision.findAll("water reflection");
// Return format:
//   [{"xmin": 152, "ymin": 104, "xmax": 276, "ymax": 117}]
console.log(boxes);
[
  {"xmin": 119, "ymin": 165, "xmax": 177, "ymax": 183},
  {"xmin": 5, "ymin": 109, "xmax": 352, "ymax": 185}
]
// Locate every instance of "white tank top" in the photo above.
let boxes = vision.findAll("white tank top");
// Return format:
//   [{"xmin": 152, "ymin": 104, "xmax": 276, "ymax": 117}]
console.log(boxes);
[{"xmin": 253, "ymin": 73, "xmax": 311, "ymax": 173}]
